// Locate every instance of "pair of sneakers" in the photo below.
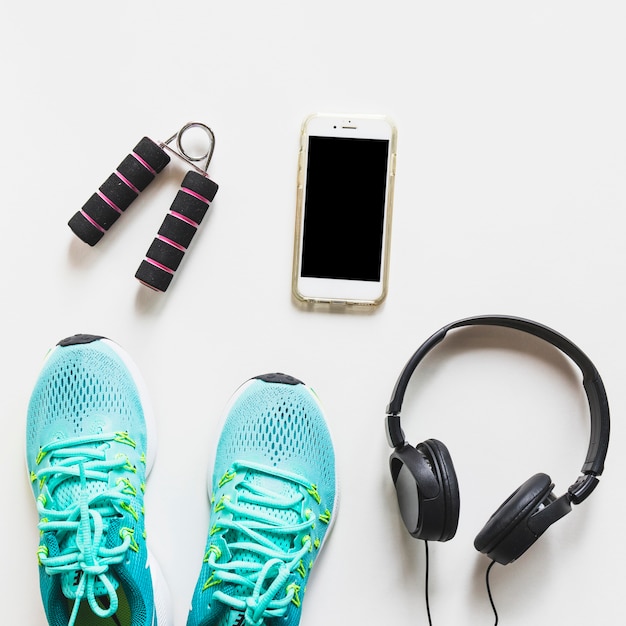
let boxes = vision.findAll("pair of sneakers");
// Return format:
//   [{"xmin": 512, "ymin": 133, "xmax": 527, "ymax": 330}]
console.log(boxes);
[{"xmin": 26, "ymin": 334, "xmax": 338, "ymax": 626}]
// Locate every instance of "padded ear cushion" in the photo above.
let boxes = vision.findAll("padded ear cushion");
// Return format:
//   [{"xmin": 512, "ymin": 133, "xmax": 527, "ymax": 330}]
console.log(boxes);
[
  {"xmin": 416, "ymin": 439, "xmax": 460, "ymax": 542},
  {"xmin": 474, "ymin": 472, "xmax": 554, "ymax": 564}
]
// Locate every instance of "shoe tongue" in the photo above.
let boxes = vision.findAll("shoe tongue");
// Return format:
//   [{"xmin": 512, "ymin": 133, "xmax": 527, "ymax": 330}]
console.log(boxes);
[
  {"xmin": 54, "ymin": 476, "xmax": 108, "ymax": 510},
  {"xmin": 248, "ymin": 471, "xmax": 292, "ymax": 495},
  {"xmin": 60, "ymin": 569, "xmax": 120, "ymax": 600},
  {"xmin": 231, "ymin": 471, "xmax": 300, "ymax": 565},
  {"xmin": 52, "ymin": 515, "xmax": 122, "ymax": 601},
  {"xmin": 240, "ymin": 472, "xmax": 300, "ymax": 527},
  {"xmin": 49, "ymin": 440, "xmax": 110, "ymax": 510},
  {"xmin": 226, "ymin": 609, "xmax": 248, "ymax": 626},
  {"xmin": 43, "ymin": 533, "xmax": 106, "ymax": 600}
]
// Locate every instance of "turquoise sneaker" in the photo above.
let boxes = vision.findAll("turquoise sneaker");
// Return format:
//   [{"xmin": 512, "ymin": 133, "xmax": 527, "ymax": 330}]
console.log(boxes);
[
  {"xmin": 26, "ymin": 334, "xmax": 171, "ymax": 626},
  {"xmin": 186, "ymin": 373, "xmax": 338, "ymax": 626}
]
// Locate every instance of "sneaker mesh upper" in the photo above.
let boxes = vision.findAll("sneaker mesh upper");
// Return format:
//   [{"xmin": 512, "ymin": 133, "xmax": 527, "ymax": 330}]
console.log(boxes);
[
  {"xmin": 26, "ymin": 337, "xmax": 164, "ymax": 626},
  {"xmin": 215, "ymin": 381, "xmax": 335, "ymax": 489},
  {"xmin": 187, "ymin": 376, "xmax": 338, "ymax": 626}
]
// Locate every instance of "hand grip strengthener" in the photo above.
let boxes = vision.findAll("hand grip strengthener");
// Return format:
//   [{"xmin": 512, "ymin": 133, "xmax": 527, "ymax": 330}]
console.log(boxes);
[
  {"xmin": 135, "ymin": 122, "xmax": 219, "ymax": 292},
  {"xmin": 68, "ymin": 122, "xmax": 219, "ymax": 292}
]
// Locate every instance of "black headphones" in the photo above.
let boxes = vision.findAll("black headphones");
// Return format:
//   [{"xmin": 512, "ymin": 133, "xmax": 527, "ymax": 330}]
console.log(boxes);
[{"xmin": 385, "ymin": 315, "xmax": 610, "ymax": 565}]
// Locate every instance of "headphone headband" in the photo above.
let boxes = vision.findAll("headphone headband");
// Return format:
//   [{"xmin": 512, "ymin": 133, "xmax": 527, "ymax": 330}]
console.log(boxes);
[{"xmin": 385, "ymin": 315, "xmax": 610, "ymax": 504}]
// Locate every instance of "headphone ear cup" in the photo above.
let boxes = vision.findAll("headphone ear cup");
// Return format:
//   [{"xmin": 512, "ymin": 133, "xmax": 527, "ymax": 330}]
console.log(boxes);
[
  {"xmin": 416, "ymin": 438, "xmax": 460, "ymax": 542},
  {"xmin": 474, "ymin": 473, "xmax": 554, "ymax": 564}
]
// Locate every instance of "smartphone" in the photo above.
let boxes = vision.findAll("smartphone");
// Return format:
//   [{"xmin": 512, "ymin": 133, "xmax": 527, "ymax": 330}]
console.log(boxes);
[{"xmin": 292, "ymin": 113, "xmax": 397, "ymax": 306}]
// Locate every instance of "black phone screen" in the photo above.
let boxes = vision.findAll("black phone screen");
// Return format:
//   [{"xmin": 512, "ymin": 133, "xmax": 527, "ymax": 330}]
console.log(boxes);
[{"xmin": 301, "ymin": 135, "xmax": 389, "ymax": 282}]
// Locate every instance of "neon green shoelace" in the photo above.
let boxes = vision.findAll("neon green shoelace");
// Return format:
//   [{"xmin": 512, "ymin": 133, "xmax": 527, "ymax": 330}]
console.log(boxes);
[
  {"xmin": 206, "ymin": 461, "xmax": 320, "ymax": 625},
  {"xmin": 33, "ymin": 433, "xmax": 139, "ymax": 626}
]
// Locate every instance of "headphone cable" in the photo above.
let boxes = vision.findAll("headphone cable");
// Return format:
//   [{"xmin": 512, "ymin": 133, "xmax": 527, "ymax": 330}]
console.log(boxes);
[
  {"xmin": 485, "ymin": 560, "xmax": 499, "ymax": 625},
  {"xmin": 424, "ymin": 540, "xmax": 433, "ymax": 626},
  {"xmin": 424, "ymin": 544, "xmax": 499, "ymax": 625}
]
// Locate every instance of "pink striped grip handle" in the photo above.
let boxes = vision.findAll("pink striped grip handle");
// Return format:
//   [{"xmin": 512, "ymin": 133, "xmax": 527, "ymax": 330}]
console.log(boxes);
[
  {"xmin": 135, "ymin": 171, "xmax": 219, "ymax": 292},
  {"xmin": 68, "ymin": 137, "xmax": 170, "ymax": 245}
]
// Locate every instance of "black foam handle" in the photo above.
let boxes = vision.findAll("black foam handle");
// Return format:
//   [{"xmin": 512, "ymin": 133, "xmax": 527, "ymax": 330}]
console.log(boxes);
[
  {"xmin": 68, "ymin": 137, "xmax": 170, "ymax": 246},
  {"xmin": 135, "ymin": 171, "xmax": 219, "ymax": 291}
]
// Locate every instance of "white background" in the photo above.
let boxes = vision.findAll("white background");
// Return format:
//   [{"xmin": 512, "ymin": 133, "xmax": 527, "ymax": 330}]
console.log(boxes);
[{"xmin": 1, "ymin": 2, "xmax": 624, "ymax": 624}]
